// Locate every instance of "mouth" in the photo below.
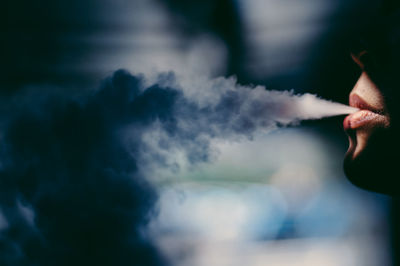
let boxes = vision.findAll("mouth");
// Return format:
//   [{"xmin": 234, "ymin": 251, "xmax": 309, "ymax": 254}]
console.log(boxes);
[
  {"xmin": 343, "ymin": 94, "xmax": 390, "ymax": 159},
  {"xmin": 343, "ymin": 94, "xmax": 389, "ymax": 131}
]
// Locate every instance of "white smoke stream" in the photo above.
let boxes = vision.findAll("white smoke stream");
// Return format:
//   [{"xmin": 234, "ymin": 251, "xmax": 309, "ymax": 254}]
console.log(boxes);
[
  {"xmin": 293, "ymin": 93, "xmax": 359, "ymax": 119},
  {"xmin": 153, "ymin": 73, "xmax": 358, "ymax": 127},
  {"xmin": 134, "ymin": 72, "xmax": 358, "ymax": 179}
]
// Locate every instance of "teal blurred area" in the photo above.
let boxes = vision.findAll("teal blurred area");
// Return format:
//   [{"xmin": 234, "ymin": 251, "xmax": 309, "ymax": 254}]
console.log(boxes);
[{"xmin": 149, "ymin": 128, "xmax": 390, "ymax": 266}]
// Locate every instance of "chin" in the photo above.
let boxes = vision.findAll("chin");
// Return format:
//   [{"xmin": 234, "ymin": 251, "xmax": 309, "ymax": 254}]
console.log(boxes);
[{"xmin": 344, "ymin": 127, "xmax": 398, "ymax": 195}]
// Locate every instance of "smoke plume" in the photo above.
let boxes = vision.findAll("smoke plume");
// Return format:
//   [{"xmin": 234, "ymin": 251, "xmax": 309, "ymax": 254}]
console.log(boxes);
[{"xmin": 0, "ymin": 70, "xmax": 354, "ymax": 265}]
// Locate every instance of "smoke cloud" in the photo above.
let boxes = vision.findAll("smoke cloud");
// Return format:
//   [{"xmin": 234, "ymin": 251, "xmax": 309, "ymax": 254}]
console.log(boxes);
[{"xmin": 0, "ymin": 70, "xmax": 353, "ymax": 265}]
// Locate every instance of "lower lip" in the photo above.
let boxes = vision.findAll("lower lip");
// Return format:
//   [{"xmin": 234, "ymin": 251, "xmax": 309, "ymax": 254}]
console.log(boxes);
[{"xmin": 343, "ymin": 110, "xmax": 383, "ymax": 130}]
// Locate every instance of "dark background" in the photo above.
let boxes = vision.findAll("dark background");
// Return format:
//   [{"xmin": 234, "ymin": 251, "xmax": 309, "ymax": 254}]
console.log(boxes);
[{"xmin": 3, "ymin": 0, "xmax": 398, "ymax": 99}]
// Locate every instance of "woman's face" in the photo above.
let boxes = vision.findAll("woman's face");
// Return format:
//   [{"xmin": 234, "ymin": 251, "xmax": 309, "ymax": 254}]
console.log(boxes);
[{"xmin": 343, "ymin": 52, "xmax": 397, "ymax": 194}]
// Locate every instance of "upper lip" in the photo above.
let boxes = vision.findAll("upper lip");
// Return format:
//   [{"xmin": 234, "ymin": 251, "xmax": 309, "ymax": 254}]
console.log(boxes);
[{"xmin": 349, "ymin": 94, "xmax": 383, "ymax": 114}]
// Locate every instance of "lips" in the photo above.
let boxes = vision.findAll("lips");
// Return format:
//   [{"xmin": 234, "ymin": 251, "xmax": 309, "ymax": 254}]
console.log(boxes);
[
  {"xmin": 343, "ymin": 94, "xmax": 390, "ymax": 160},
  {"xmin": 343, "ymin": 94, "xmax": 389, "ymax": 131}
]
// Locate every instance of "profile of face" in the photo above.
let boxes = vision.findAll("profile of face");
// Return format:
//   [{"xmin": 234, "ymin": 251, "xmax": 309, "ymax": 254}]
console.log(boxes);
[{"xmin": 343, "ymin": 51, "xmax": 399, "ymax": 195}]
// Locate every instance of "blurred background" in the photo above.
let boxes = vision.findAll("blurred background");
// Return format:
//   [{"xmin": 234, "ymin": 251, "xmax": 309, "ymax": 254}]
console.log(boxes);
[{"xmin": 3, "ymin": 0, "xmax": 399, "ymax": 265}]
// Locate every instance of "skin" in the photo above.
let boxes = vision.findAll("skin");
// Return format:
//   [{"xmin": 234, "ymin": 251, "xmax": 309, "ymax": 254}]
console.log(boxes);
[{"xmin": 343, "ymin": 51, "xmax": 397, "ymax": 195}]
